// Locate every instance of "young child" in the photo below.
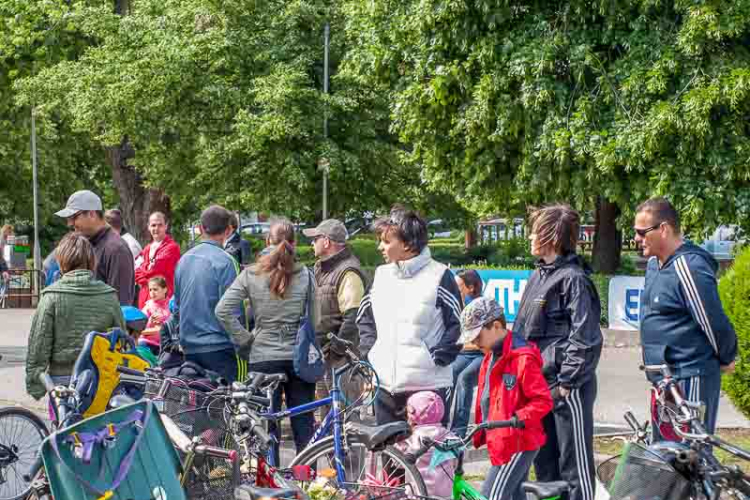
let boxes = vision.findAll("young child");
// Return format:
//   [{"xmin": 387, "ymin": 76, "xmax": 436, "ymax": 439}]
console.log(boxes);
[
  {"xmin": 121, "ymin": 306, "xmax": 159, "ymax": 367},
  {"xmin": 461, "ymin": 297, "xmax": 553, "ymax": 500},
  {"xmin": 396, "ymin": 391, "xmax": 458, "ymax": 498},
  {"xmin": 140, "ymin": 275, "xmax": 171, "ymax": 351}
]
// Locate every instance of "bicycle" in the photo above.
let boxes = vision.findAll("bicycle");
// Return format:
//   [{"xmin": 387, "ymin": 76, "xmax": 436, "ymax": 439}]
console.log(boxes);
[
  {"xmin": 597, "ymin": 364, "xmax": 750, "ymax": 500},
  {"xmin": 0, "ymin": 406, "xmax": 48, "ymax": 500},
  {"xmin": 403, "ymin": 419, "xmax": 569, "ymax": 500},
  {"xmin": 219, "ymin": 334, "xmax": 427, "ymax": 499}
]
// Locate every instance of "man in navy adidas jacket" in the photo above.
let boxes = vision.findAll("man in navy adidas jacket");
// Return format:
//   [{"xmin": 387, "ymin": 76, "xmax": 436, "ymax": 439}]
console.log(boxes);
[{"xmin": 635, "ymin": 197, "xmax": 737, "ymax": 437}]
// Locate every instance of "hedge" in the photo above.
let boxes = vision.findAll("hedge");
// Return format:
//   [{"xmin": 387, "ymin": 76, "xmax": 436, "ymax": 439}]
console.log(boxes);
[{"xmin": 718, "ymin": 247, "xmax": 750, "ymax": 418}]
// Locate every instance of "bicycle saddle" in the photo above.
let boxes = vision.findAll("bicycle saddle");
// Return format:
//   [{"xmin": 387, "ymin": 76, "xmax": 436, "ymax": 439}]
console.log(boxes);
[
  {"xmin": 234, "ymin": 484, "xmax": 298, "ymax": 500},
  {"xmin": 347, "ymin": 421, "xmax": 411, "ymax": 451},
  {"xmin": 522, "ymin": 481, "xmax": 569, "ymax": 498},
  {"xmin": 248, "ymin": 372, "xmax": 288, "ymax": 385}
]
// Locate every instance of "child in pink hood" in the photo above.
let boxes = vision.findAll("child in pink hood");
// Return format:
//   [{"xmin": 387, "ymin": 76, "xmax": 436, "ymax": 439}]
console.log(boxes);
[{"xmin": 396, "ymin": 391, "xmax": 458, "ymax": 498}]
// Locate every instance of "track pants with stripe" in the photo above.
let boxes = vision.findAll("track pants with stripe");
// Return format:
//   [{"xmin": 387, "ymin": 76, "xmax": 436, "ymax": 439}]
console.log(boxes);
[
  {"xmin": 534, "ymin": 377, "xmax": 597, "ymax": 500},
  {"xmin": 481, "ymin": 449, "xmax": 538, "ymax": 500},
  {"xmin": 652, "ymin": 370, "xmax": 721, "ymax": 441}
]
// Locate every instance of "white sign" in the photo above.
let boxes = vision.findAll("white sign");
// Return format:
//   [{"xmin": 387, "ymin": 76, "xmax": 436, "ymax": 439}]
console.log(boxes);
[{"xmin": 608, "ymin": 276, "xmax": 645, "ymax": 330}]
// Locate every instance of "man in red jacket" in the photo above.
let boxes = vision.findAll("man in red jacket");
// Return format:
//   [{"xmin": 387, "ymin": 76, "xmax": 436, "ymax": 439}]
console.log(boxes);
[
  {"xmin": 463, "ymin": 297, "xmax": 553, "ymax": 500},
  {"xmin": 135, "ymin": 212, "xmax": 181, "ymax": 308}
]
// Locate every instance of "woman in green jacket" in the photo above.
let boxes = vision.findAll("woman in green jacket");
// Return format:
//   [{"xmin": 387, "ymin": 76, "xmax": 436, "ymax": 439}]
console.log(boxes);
[{"xmin": 25, "ymin": 233, "xmax": 125, "ymax": 400}]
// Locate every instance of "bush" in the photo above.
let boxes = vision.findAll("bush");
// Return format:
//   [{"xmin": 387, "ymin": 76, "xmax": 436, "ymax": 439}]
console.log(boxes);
[{"xmin": 718, "ymin": 248, "xmax": 750, "ymax": 418}]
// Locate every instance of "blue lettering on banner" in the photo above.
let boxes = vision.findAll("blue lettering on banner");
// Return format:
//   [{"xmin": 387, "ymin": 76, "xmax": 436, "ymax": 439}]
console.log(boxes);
[
  {"xmin": 625, "ymin": 288, "xmax": 641, "ymax": 322},
  {"xmin": 453, "ymin": 270, "xmax": 532, "ymax": 322}
]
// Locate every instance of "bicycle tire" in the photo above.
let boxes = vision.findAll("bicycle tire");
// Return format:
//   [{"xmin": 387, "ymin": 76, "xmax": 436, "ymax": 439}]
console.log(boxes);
[
  {"xmin": 289, "ymin": 435, "xmax": 428, "ymax": 498},
  {"xmin": 0, "ymin": 407, "xmax": 48, "ymax": 500}
]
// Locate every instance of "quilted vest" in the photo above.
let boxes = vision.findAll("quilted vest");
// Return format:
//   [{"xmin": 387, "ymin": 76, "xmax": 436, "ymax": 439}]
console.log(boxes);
[
  {"xmin": 368, "ymin": 255, "xmax": 453, "ymax": 393},
  {"xmin": 313, "ymin": 247, "xmax": 368, "ymax": 339}
]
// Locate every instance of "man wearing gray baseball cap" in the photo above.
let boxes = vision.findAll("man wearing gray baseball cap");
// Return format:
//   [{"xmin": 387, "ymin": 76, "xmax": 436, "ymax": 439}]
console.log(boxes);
[
  {"xmin": 303, "ymin": 219, "xmax": 368, "ymax": 411},
  {"xmin": 55, "ymin": 190, "xmax": 135, "ymax": 305}
]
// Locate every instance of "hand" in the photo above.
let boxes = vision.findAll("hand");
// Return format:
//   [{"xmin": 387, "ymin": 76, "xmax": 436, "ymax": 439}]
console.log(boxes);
[
  {"xmin": 1, "ymin": 272, "xmax": 9, "ymax": 282},
  {"xmin": 721, "ymin": 361, "xmax": 736, "ymax": 374},
  {"xmin": 558, "ymin": 386, "xmax": 571, "ymax": 398}
]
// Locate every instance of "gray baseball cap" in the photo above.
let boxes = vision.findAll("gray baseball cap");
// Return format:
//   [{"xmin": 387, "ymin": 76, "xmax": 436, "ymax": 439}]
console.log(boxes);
[
  {"xmin": 459, "ymin": 297, "xmax": 505, "ymax": 344},
  {"xmin": 55, "ymin": 190, "xmax": 103, "ymax": 218},
  {"xmin": 303, "ymin": 219, "xmax": 348, "ymax": 243}
]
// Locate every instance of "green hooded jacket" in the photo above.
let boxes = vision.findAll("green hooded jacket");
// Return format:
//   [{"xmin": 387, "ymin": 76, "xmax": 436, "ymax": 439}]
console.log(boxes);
[{"xmin": 25, "ymin": 269, "xmax": 125, "ymax": 399}]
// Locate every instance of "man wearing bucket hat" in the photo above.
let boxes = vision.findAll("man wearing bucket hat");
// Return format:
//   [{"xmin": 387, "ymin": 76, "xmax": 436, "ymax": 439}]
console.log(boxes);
[
  {"xmin": 464, "ymin": 297, "xmax": 553, "ymax": 500},
  {"xmin": 56, "ymin": 190, "xmax": 135, "ymax": 305}
]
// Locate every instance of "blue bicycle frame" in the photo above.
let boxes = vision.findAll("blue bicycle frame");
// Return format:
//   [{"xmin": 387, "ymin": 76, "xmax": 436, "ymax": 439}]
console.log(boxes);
[{"xmin": 260, "ymin": 361, "xmax": 375, "ymax": 483}]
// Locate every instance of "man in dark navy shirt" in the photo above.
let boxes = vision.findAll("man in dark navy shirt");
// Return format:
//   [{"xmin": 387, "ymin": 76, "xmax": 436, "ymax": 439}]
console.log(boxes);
[{"xmin": 635, "ymin": 197, "xmax": 737, "ymax": 437}]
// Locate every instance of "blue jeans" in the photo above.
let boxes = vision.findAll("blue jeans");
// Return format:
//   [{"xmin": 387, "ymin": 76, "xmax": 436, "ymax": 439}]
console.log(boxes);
[{"xmin": 449, "ymin": 351, "xmax": 484, "ymax": 437}]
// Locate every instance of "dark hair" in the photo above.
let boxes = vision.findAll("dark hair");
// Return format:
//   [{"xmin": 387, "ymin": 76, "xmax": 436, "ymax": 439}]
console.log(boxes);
[
  {"xmin": 529, "ymin": 204, "xmax": 580, "ymax": 255},
  {"xmin": 372, "ymin": 205, "xmax": 428, "ymax": 254},
  {"xmin": 229, "ymin": 213, "xmax": 239, "ymax": 230},
  {"xmin": 258, "ymin": 219, "xmax": 296, "ymax": 298},
  {"xmin": 148, "ymin": 275, "xmax": 168, "ymax": 289},
  {"xmin": 56, "ymin": 232, "xmax": 96, "ymax": 274},
  {"xmin": 457, "ymin": 270, "xmax": 483, "ymax": 298},
  {"xmin": 487, "ymin": 315, "xmax": 508, "ymax": 330},
  {"xmin": 200, "ymin": 205, "xmax": 232, "ymax": 236},
  {"xmin": 93, "ymin": 210, "xmax": 105, "ymax": 220},
  {"xmin": 104, "ymin": 209, "xmax": 123, "ymax": 231},
  {"xmin": 636, "ymin": 197, "xmax": 680, "ymax": 232}
]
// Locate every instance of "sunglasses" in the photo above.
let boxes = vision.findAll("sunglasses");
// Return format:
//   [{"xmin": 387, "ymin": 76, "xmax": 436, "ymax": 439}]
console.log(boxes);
[
  {"xmin": 67, "ymin": 211, "xmax": 85, "ymax": 223},
  {"xmin": 634, "ymin": 223, "xmax": 662, "ymax": 237}
]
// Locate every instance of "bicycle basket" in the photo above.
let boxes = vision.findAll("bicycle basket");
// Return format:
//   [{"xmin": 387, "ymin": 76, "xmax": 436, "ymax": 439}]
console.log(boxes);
[
  {"xmin": 596, "ymin": 442, "xmax": 692, "ymax": 500},
  {"xmin": 144, "ymin": 378, "xmax": 226, "ymax": 436},
  {"xmin": 183, "ymin": 454, "xmax": 238, "ymax": 500}
]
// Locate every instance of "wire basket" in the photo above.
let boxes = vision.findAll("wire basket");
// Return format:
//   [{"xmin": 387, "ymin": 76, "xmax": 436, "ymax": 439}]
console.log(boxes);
[
  {"xmin": 184, "ymin": 457, "xmax": 237, "ymax": 500},
  {"xmin": 596, "ymin": 442, "xmax": 692, "ymax": 500},
  {"xmin": 340, "ymin": 482, "xmax": 420, "ymax": 500}
]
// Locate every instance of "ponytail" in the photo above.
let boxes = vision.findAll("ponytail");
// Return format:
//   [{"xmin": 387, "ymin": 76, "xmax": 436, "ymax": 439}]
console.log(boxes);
[{"xmin": 258, "ymin": 219, "xmax": 296, "ymax": 298}]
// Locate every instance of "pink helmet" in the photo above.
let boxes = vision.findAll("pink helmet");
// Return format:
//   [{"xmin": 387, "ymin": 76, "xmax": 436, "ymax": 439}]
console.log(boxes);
[{"xmin": 406, "ymin": 391, "xmax": 445, "ymax": 426}]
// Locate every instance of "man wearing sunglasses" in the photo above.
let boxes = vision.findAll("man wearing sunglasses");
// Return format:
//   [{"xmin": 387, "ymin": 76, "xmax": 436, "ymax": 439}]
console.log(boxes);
[
  {"xmin": 55, "ymin": 190, "xmax": 135, "ymax": 306},
  {"xmin": 635, "ymin": 197, "xmax": 737, "ymax": 439}
]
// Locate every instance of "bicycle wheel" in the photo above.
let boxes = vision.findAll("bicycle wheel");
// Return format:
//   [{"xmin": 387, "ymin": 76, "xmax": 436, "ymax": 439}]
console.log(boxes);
[
  {"xmin": 289, "ymin": 435, "xmax": 427, "ymax": 499},
  {"xmin": 0, "ymin": 408, "xmax": 48, "ymax": 500}
]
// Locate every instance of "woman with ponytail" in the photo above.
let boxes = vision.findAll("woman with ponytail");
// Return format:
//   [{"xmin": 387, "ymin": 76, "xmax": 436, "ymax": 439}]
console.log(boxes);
[{"xmin": 216, "ymin": 218, "xmax": 317, "ymax": 461}]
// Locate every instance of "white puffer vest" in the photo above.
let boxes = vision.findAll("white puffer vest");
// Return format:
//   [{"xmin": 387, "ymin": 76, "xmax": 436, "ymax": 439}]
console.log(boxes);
[{"xmin": 368, "ymin": 248, "xmax": 453, "ymax": 393}]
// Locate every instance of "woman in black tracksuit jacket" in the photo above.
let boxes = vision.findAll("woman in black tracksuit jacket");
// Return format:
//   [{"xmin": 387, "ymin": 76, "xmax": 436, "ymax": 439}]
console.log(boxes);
[{"xmin": 511, "ymin": 204, "xmax": 603, "ymax": 500}]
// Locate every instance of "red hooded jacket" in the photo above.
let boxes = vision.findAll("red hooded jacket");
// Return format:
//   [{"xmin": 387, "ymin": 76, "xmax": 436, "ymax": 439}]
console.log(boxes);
[
  {"xmin": 473, "ymin": 331, "xmax": 553, "ymax": 465},
  {"xmin": 135, "ymin": 235, "xmax": 181, "ymax": 308}
]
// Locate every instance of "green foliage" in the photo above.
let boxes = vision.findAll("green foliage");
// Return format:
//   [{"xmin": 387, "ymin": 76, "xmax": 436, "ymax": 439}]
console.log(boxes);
[
  {"xmin": 12, "ymin": 0, "xmax": 414, "ymax": 223},
  {"xmin": 343, "ymin": 0, "xmax": 750, "ymax": 237},
  {"xmin": 719, "ymin": 248, "xmax": 750, "ymax": 418}
]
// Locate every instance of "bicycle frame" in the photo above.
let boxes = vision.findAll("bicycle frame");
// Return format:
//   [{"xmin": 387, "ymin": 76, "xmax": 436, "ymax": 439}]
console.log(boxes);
[{"xmin": 260, "ymin": 364, "xmax": 349, "ymax": 481}]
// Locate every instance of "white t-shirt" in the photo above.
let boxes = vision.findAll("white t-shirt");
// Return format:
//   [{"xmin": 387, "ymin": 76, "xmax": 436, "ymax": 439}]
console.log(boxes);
[
  {"xmin": 122, "ymin": 233, "xmax": 142, "ymax": 260},
  {"xmin": 149, "ymin": 239, "xmax": 163, "ymax": 262}
]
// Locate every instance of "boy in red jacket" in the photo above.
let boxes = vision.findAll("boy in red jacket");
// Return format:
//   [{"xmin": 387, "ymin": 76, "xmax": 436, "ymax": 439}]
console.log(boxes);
[{"xmin": 460, "ymin": 297, "xmax": 553, "ymax": 500}]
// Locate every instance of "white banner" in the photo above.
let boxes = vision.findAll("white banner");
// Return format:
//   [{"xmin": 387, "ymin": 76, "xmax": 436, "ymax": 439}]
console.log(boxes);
[{"xmin": 608, "ymin": 276, "xmax": 645, "ymax": 330}]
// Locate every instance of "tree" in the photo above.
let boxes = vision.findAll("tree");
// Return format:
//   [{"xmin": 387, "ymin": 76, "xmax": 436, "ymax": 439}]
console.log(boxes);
[
  {"xmin": 343, "ymin": 0, "xmax": 750, "ymax": 269},
  {"xmin": 14, "ymin": 0, "xmax": 413, "ymax": 230},
  {"xmin": 0, "ymin": 0, "xmax": 113, "ymax": 253}
]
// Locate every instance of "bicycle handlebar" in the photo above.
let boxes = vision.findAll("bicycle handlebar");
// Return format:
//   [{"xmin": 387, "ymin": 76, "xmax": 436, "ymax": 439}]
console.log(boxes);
[
  {"xmin": 406, "ymin": 418, "xmax": 524, "ymax": 463},
  {"xmin": 40, "ymin": 373, "xmax": 55, "ymax": 393}
]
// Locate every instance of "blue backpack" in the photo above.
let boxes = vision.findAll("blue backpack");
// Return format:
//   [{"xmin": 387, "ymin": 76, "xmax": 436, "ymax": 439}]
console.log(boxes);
[{"xmin": 293, "ymin": 269, "xmax": 325, "ymax": 383}]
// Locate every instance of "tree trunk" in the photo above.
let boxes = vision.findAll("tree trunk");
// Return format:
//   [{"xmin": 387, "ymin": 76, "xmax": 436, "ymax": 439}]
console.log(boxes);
[
  {"xmin": 592, "ymin": 197, "xmax": 622, "ymax": 274},
  {"xmin": 464, "ymin": 227, "xmax": 477, "ymax": 250},
  {"xmin": 105, "ymin": 137, "xmax": 170, "ymax": 246}
]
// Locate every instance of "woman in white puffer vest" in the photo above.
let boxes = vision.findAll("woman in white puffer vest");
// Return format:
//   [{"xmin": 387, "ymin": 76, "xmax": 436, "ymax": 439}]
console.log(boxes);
[{"xmin": 357, "ymin": 206, "xmax": 463, "ymax": 426}]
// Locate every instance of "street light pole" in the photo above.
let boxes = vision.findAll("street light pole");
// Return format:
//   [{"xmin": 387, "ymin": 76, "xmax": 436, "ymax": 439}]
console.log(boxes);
[
  {"xmin": 322, "ymin": 21, "xmax": 330, "ymax": 220},
  {"xmin": 31, "ymin": 108, "xmax": 41, "ymax": 274}
]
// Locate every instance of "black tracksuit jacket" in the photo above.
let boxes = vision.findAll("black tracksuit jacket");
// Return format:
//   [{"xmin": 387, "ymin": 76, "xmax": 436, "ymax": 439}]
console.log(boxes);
[{"xmin": 511, "ymin": 253, "xmax": 603, "ymax": 390}]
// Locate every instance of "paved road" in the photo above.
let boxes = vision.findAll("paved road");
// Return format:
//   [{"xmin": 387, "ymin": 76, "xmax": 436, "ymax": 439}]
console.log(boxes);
[{"xmin": 1, "ymin": 308, "xmax": 748, "ymax": 430}]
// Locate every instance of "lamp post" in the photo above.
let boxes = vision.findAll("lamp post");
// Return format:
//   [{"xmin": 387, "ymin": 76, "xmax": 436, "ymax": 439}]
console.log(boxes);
[
  {"xmin": 31, "ymin": 108, "xmax": 41, "ymax": 274},
  {"xmin": 321, "ymin": 22, "xmax": 330, "ymax": 220}
]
